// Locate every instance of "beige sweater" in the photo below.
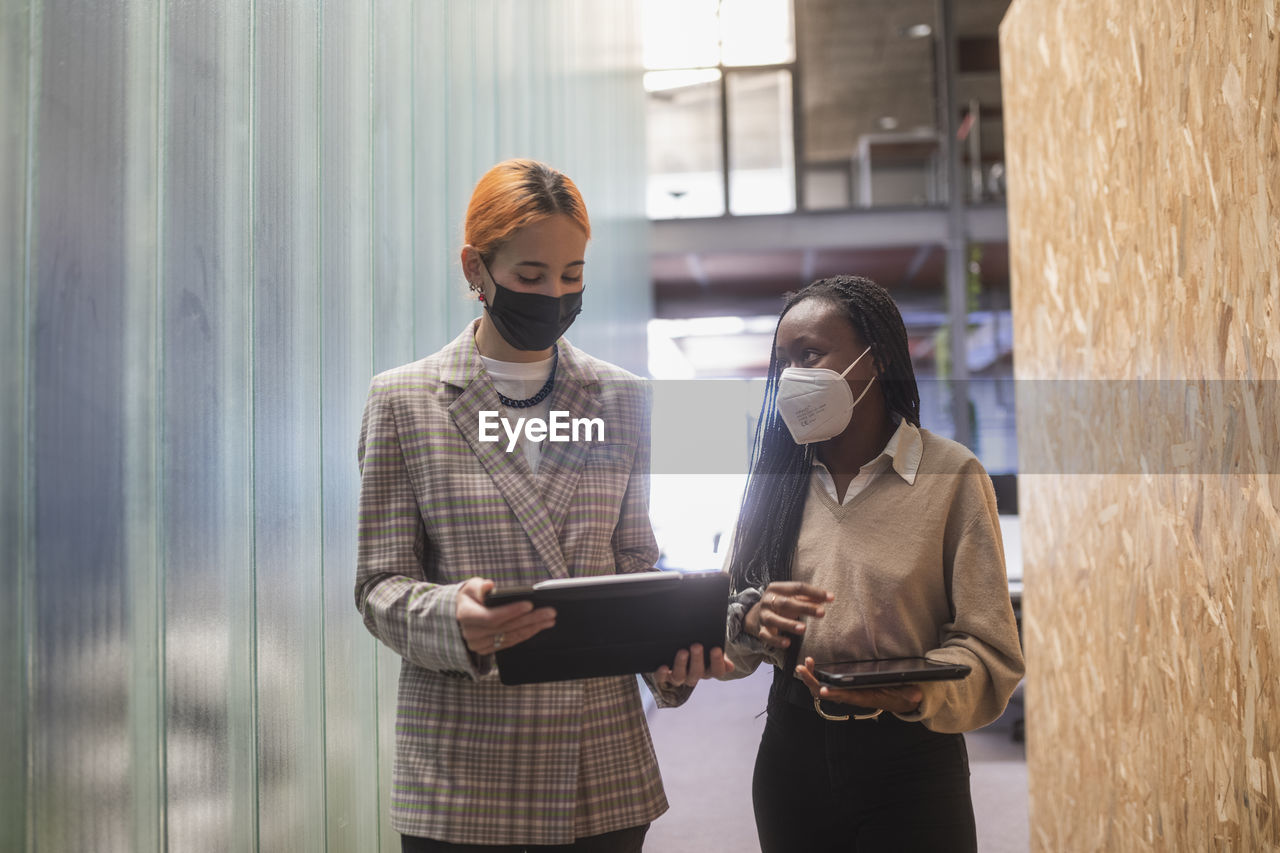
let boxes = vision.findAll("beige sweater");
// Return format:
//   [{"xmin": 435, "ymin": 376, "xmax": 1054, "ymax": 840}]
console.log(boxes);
[{"xmin": 727, "ymin": 428, "xmax": 1025, "ymax": 734}]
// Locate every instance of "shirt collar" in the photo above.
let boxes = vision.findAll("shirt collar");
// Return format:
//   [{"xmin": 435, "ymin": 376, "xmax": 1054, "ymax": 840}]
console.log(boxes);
[
  {"xmin": 886, "ymin": 417, "xmax": 922, "ymax": 485},
  {"xmin": 811, "ymin": 416, "xmax": 922, "ymax": 486}
]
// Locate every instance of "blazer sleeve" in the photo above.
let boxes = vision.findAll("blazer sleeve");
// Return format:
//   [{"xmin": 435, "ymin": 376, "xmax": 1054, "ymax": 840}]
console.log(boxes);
[
  {"xmin": 353, "ymin": 376, "xmax": 485, "ymax": 678},
  {"xmin": 611, "ymin": 381, "xmax": 661, "ymax": 576},
  {"xmin": 895, "ymin": 467, "xmax": 1025, "ymax": 732}
]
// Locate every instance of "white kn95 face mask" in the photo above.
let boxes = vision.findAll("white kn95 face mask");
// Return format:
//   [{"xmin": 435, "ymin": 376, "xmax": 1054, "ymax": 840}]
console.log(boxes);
[{"xmin": 776, "ymin": 345, "xmax": 875, "ymax": 445}]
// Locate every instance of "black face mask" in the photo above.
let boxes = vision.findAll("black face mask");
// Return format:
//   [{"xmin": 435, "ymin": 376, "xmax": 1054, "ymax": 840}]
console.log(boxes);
[{"xmin": 483, "ymin": 267, "xmax": 583, "ymax": 351}]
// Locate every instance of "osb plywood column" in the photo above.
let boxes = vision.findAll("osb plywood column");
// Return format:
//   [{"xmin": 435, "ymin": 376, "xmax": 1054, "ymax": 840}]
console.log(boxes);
[{"xmin": 1001, "ymin": 1, "xmax": 1279, "ymax": 850}]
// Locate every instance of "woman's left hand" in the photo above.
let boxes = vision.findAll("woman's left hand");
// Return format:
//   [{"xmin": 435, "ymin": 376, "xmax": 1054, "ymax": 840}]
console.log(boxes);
[
  {"xmin": 794, "ymin": 656, "xmax": 923, "ymax": 714},
  {"xmin": 655, "ymin": 644, "xmax": 735, "ymax": 687}
]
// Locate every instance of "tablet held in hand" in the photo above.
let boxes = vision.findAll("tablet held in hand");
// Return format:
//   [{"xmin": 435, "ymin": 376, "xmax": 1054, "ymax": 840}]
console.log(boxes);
[
  {"xmin": 485, "ymin": 571, "xmax": 729, "ymax": 685},
  {"xmin": 814, "ymin": 656, "xmax": 971, "ymax": 688}
]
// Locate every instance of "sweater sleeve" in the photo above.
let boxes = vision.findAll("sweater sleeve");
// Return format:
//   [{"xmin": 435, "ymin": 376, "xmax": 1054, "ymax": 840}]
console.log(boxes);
[
  {"xmin": 713, "ymin": 519, "xmax": 788, "ymax": 680},
  {"xmin": 720, "ymin": 587, "xmax": 789, "ymax": 679},
  {"xmin": 896, "ymin": 471, "xmax": 1025, "ymax": 732},
  {"xmin": 353, "ymin": 376, "xmax": 487, "ymax": 678}
]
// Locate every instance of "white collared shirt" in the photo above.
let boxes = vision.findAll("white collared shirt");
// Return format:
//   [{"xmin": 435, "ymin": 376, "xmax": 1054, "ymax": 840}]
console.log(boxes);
[{"xmin": 811, "ymin": 417, "xmax": 923, "ymax": 506}]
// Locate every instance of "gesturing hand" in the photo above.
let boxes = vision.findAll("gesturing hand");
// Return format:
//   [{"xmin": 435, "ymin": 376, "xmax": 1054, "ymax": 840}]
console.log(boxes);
[
  {"xmin": 455, "ymin": 577, "xmax": 557, "ymax": 656},
  {"xmin": 744, "ymin": 581, "xmax": 833, "ymax": 649}
]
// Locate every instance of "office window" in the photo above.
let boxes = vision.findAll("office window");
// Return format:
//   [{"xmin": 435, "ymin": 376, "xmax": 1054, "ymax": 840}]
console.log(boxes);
[
  {"xmin": 727, "ymin": 69, "xmax": 795, "ymax": 214},
  {"xmin": 642, "ymin": 0, "xmax": 720, "ymax": 69},
  {"xmin": 643, "ymin": 0, "xmax": 796, "ymax": 217},
  {"xmin": 646, "ymin": 70, "xmax": 726, "ymax": 217},
  {"xmin": 720, "ymin": 0, "xmax": 795, "ymax": 65},
  {"xmin": 796, "ymin": 0, "xmax": 941, "ymax": 209}
]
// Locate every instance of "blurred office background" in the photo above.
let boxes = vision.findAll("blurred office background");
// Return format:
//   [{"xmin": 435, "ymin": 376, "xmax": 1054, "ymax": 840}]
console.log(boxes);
[
  {"xmin": 633, "ymin": 4, "xmax": 1028, "ymax": 851},
  {"xmin": 638, "ymin": 0, "xmax": 1020, "ymax": 584}
]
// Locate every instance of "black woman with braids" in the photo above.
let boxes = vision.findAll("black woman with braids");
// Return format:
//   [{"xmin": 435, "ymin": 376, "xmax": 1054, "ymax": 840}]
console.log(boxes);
[{"xmin": 721, "ymin": 276, "xmax": 1024, "ymax": 853}]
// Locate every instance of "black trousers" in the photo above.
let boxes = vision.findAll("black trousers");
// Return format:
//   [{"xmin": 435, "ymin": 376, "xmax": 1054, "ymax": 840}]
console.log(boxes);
[
  {"xmin": 400, "ymin": 823, "xmax": 648, "ymax": 853},
  {"xmin": 752, "ymin": 671, "xmax": 977, "ymax": 853}
]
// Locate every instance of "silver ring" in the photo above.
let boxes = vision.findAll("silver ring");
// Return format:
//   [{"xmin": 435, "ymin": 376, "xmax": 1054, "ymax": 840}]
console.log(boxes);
[{"xmin": 493, "ymin": 632, "xmax": 505, "ymax": 650}]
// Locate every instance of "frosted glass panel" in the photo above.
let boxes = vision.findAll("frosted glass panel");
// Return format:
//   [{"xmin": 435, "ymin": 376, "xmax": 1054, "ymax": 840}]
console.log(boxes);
[
  {"xmin": 373, "ymin": 0, "xmax": 416, "ymax": 371},
  {"xmin": 31, "ymin": 0, "xmax": 137, "ymax": 848},
  {"xmin": 163, "ymin": 2, "xmax": 257, "ymax": 849},
  {"xmin": 253, "ymin": 0, "xmax": 326, "ymax": 848},
  {"xmin": 0, "ymin": 0, "xmax": 29, "ymax": 850},
  {"xmin": 412, "ymin": 0, "xmax": 454, "ymax": 351},
  {"xmin": 320, "ymin": 2, "xmax": 381, "ymax": 848},
  {"xmin": 0, "ymin": 1, "xmax": 648, "ymax": 850}
]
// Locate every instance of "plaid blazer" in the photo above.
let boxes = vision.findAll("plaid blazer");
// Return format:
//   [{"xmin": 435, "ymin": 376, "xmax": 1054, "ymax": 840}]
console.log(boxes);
[{"xmin": 355, "ymin": 321, "xmax": 678, "ymax": 845}]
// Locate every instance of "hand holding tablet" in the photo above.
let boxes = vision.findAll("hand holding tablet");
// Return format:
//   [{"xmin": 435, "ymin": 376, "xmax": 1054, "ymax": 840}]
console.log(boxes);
[
  {"xmin": 483, "ymin": 571, "xmax": 730, "ymax": 685},
  {"xmin": 815, "ymin": 656, "xmax": 971, "ymax": 687},
  {"xmin": 794, "ymin": 655, "xmax": 971, "ymax": 716}
]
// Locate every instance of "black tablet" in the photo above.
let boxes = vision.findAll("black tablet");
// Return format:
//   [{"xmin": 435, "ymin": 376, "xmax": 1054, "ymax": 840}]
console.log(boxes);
[
  {"xmin": 485, "ymin": 571, "xmax": 729, "ymax": 686},
  {"xmin": 814, "ymin": 656, "xmax": 971, "ymax": 688}
]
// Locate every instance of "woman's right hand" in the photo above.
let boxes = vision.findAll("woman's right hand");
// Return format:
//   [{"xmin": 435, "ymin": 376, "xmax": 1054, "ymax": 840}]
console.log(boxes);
[
  {"xmin": 456, "ymin": 577, "xmax": 557, "ymax": 655},
  {"xmin": 743, "ymin": 581, "xmax": 833, "ymax": 649}
]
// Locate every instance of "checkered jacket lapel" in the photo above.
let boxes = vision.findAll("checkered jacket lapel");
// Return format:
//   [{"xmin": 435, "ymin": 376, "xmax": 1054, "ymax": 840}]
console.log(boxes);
[
  {"xmin": 533, "ymin": 341, "xmax": 603, "ymax": 540},
  {"xmin": 440, "ymin": 328, "xmax": 603, "ymax": 580}
]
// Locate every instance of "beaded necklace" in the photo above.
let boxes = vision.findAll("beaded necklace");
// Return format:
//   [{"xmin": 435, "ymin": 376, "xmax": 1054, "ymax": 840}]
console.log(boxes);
[{"xmin": 496, "ymin": 346, "xmax": 558, "ymax": 409}]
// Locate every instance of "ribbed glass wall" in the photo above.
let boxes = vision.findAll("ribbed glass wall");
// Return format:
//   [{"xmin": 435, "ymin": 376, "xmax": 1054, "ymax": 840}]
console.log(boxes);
[{"xmin": 0, "ymin": 2, "xmax": 647, "ymax": 850}]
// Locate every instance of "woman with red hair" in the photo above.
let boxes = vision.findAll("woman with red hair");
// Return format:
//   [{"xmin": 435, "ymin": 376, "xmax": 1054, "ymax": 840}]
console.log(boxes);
[{"xmin": 354, "ymin": 159, "xmax": 729, "ymax": 852}]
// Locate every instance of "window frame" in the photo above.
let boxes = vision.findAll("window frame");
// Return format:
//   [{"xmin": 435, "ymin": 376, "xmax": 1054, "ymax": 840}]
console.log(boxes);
[{"xmin": 643, "ymin": 0, "xmax": 803, "ymax": 218}]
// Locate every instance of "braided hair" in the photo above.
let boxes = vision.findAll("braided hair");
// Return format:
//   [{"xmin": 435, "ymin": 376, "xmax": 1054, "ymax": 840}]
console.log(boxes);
[{"xmin": 727, "ymin": 276, "xmax": 920, "ymax": 594}]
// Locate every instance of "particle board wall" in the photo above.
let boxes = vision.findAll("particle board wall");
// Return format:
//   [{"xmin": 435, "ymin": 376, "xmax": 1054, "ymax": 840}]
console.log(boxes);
[{"xmin": 1000, "ymin": 1, "xmax": 1279, "ymax": 850}]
